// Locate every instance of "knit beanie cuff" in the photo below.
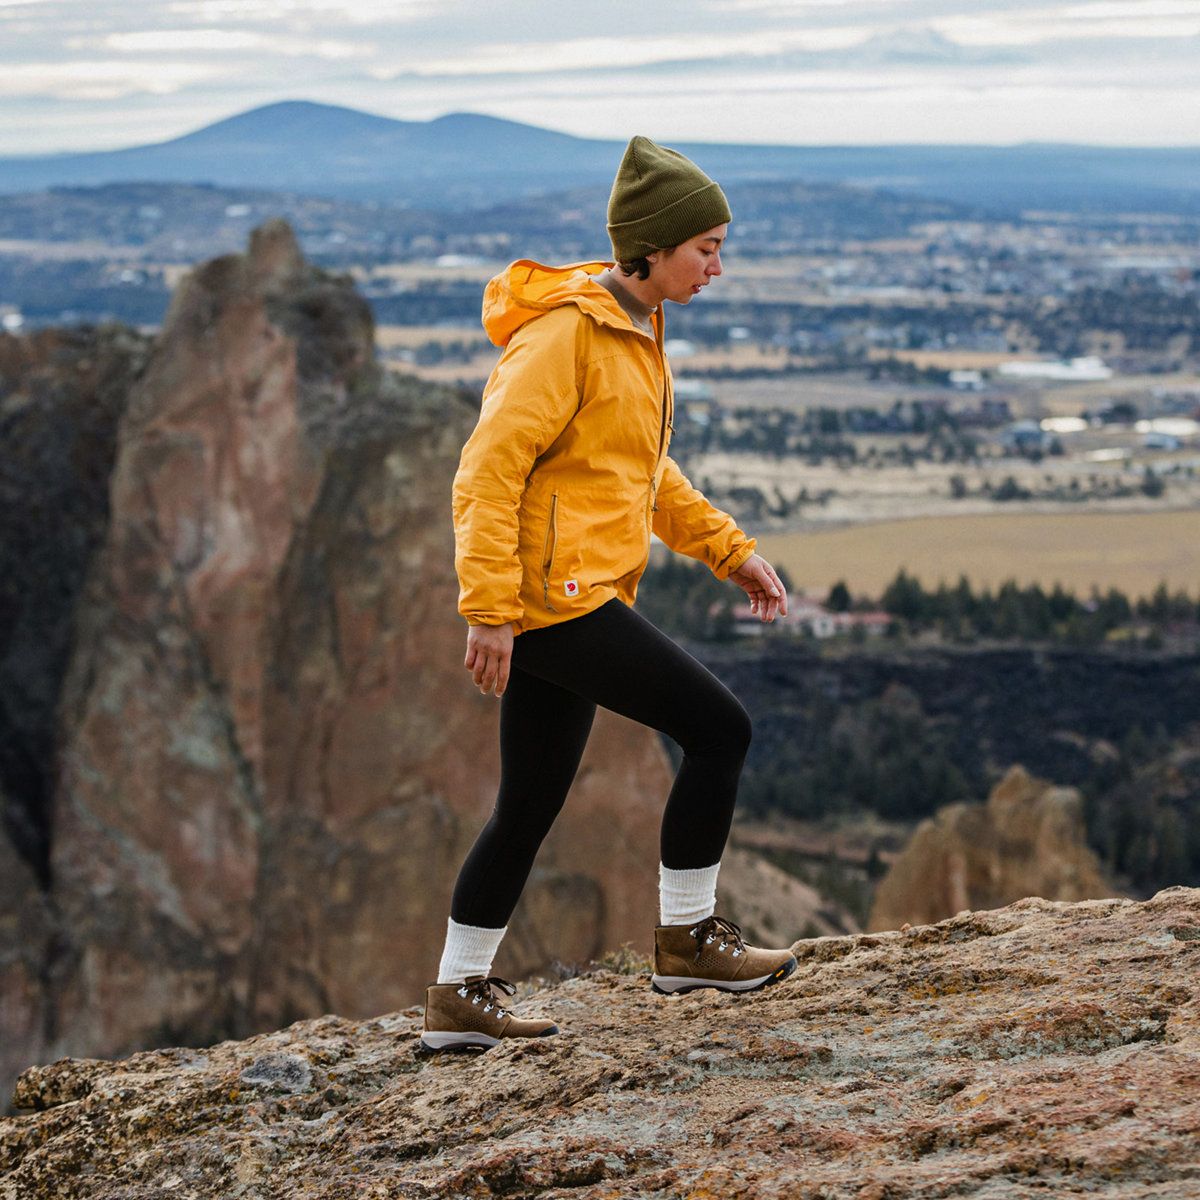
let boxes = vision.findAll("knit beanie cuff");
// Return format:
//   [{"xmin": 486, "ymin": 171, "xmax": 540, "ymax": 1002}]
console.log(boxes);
[{"xmin": 608, "ymin": 180, "xmax": 732, "ymax": 261}]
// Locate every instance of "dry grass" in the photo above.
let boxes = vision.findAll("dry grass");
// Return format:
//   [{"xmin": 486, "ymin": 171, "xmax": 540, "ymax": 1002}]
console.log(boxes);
[
  {"xmin": 365, "ymin": 261, "xmax": 498, "ymax": 284},
  {"xmin": 865, "ymin": 348, "xmax": 1034, "ymax": 371},
  {"xmin": 759, "ymin": 509, "xmax": 1200, "ymax": 600},
  {"xmin": 0, "ymin": 238, "xmax": 114, "ymax": 259},
  {"xmin": 375, "ymin": 323, "xmax": 499, "ymax": 386},
  {"xmin": 375, "ymin": 324, "xmax": 485, "ymax": 349}
]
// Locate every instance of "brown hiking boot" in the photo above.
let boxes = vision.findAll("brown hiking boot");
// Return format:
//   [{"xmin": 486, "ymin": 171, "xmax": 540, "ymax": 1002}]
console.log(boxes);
[
  {"xmin": 420, "ymin": 976, "xmax": 559, "ymax": 1051},
  {"xmin": 652, "ymin": 915, "xmax": 797, "ymax": 995}
]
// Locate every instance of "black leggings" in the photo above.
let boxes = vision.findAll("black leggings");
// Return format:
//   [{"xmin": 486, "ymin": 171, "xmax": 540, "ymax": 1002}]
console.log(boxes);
[{"xmin": 450, "ymin": 599, "xmax": 752, "ymax": 928}]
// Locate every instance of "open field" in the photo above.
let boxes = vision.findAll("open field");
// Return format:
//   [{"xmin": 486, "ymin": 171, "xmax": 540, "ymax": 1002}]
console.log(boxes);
[
  {"xmin": 689, "ymin": 444, "xmax": 1200, "ymax": 520},
  {"xmin": 700, "ymin": 368, "xmax": 1200, "ymax": 418},
  {"xmin": 376, "ymin": 323, "xmax": 484, "ymax": 348},
  {"xmin": 0, "ymin": 238, "xmax": 122, "ymax": 259},
  {"xmin": 759, "ymin": 509, "xmax": 1200, "ymax": 600},
  {"xmin": 376, "ymin": 323, "xmax": 498, "ymax": 384}
]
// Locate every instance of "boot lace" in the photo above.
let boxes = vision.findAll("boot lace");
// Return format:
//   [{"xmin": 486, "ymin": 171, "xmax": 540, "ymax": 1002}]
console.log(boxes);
[
  {"xmin": 455, "ymin": 976, "xmax": 516, "ymax": 1017},
  {"xmin": 689, "ymin": 915, "xmax": 745, "ymax": 961}
]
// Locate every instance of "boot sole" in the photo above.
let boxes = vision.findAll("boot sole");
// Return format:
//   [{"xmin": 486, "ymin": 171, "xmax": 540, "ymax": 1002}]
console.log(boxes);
[
  {"xmin": 651, "ymin": 956, "xmax": 797, "ymax": 995},
  {"xmin": 418, "ymin": 1024, "xmax": 560, "ymax": 1052},
  {"xmin": 419, "ymin": 1030, "xmax": 501, "ymax": 1051}
]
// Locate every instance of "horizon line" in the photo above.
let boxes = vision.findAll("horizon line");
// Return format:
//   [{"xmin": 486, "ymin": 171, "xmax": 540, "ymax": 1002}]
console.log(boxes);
[{"xmin": 3, "ymin": 99, "xmax": 1200, "ymax": 161}]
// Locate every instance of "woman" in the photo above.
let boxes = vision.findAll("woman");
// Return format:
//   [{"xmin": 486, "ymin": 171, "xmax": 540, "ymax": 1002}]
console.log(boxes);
[{"xmin": 421, "ymin": 136, "xmax": 797, "ymax": 1051}]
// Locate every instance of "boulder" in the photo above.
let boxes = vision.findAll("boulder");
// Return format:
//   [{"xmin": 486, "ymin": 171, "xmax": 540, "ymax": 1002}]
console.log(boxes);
[{"xmin": 868, "ymin": 764, "xmax": 1117, "ymax": 932}]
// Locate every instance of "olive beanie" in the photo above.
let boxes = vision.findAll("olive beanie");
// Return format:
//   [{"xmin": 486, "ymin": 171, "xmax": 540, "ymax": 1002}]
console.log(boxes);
[{"xmin": 606, "ymin": 135, "xmax": 731, "ymax": 262}]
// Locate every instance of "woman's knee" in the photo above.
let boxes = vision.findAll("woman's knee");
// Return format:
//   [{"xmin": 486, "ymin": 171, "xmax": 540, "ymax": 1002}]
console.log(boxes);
[
  {"xmin": 723, "ymin": 695, "xmax": 753, "ymax": 758},
  {"xmin": 679, "ymin": 691, "xmax": 752, "ymax": 761},
  {"xmin": 490, "ymin": 791, "xmax": 564, "ymax": 846}
]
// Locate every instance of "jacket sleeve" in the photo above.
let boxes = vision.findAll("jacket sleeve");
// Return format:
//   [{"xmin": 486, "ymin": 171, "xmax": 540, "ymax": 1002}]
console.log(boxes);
[
  {"xmin": 651, "ymin": 456, "xmax": 757, "ymax": 580},
  {"xmin": 452, "ymin": 310, "xmax": 581, "ymax": 625}
]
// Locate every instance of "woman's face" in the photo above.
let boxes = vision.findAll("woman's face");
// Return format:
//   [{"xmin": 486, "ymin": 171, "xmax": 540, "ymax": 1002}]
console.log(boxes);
[{"xmin": 645, "ymin": 223, "xmax": 727, "ymax": 306}]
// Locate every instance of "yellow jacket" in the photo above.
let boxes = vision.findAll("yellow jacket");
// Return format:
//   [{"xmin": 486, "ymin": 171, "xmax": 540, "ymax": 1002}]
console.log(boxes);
[{"xmin": 453, "ymin": 260, "xmax": 756, "ymax": 632}]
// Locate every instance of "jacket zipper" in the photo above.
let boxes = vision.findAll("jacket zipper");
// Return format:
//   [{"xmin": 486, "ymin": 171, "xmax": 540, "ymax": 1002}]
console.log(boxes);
[
  {"xmin": 541, "ymin": 493, "xmax": 559, "ymax": 611},
  {"xmin": 655, "ymin": 310, "xmax": 672, "ymax": 468},
  {"xmin": 647, "ymin": 313, "xmax": 671, "ymax": 526}
]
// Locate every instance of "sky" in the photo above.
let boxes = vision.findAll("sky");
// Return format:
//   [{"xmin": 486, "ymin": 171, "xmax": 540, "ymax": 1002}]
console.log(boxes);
[{"xmin": 1, "ymin": 0, "xmax": 1199, "ymax": 156}]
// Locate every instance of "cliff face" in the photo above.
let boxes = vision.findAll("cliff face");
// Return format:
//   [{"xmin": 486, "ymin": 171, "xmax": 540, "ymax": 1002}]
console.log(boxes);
[
  {"xmin": 0, "ymin": 324, "xmax": 150, "ymax": 883},
  {"xmin": 4, "ymin": 888, "xmax": 1198, "ymax": 1199},
  {"xmin": 0, "ymin": 324, "xmax": 149, "ymax": 1111},
  {"xmin": 1, "ymin": 222, "xmax": 671, "ymax": 1101},
  {"xmin": 869, "ymin": 765, "xmax": 1117, "ymax": 932}
]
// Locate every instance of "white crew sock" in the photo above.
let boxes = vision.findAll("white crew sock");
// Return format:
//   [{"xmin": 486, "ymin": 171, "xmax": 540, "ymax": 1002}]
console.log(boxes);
[
  {"xmin": 659, "ymin": 862, "xmax": 721, "ymax": 927},
  {"xmin": 436, "ymin": 918, "xmax": 507, "ymax": 984}
]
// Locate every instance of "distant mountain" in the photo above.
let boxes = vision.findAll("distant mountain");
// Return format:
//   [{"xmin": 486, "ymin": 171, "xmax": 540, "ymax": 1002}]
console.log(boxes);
[
  {"xmin": 1, "ymin": 100, "xmax": 1199, "ymax": 215},
  {"xmin": 0, "ymin": 102, "xmax": 618, "ymax": 210}
]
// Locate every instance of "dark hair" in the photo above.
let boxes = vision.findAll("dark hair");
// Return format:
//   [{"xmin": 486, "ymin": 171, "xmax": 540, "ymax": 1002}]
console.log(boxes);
[
  {"xmin": 616, "ymin": 244, "xmax": 676, "ymax": 281},
  {"xmin": 616, "ymin": 257, "xmax": 652, "ymax": 280}
]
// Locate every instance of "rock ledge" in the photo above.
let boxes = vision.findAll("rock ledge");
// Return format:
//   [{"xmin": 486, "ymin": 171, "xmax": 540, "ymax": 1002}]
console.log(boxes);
[{"xmin": 4, "ymin": 888, "xmax": 1199, "ymax": 1199}]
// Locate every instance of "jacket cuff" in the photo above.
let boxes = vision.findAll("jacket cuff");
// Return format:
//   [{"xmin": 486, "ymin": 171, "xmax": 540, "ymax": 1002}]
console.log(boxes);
[{"xmin": 714, "ymin": 540, "xmax": 756, "ymax": 581}]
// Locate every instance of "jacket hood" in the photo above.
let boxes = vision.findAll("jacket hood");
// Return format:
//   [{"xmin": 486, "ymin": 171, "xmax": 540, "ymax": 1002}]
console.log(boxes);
[{"xmin": 482, "ymin": 259, "xmax": 647, "ymax": 348}]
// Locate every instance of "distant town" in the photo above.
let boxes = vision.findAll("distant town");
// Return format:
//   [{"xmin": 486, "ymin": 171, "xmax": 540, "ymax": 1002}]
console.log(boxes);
[{"xmin": 2, "ymin": 173, "xmax": 1198, "ymax": 553}]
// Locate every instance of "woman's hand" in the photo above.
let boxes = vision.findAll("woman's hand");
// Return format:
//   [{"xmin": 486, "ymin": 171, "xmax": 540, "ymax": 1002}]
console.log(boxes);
[
  {"xmin": 465, "ymin": 622, "xmax": 514, "ymax": 696},
  {"xmin": 729, "ymin": 554, "xmax": 789, "ymax": 622}
]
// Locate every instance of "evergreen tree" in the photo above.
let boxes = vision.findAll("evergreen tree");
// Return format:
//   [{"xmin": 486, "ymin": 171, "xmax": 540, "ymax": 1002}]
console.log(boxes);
[
  {"xmin": 881, "ymin": 568, "xmax": 927, "ymax": 624},
  {"xmin": 826, "ymin": 580, "xmax": 852, "ymax": 612}
]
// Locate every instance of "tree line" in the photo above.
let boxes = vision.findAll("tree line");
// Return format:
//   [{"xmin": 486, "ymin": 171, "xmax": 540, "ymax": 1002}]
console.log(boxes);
[
  {"xmin": 873, "ymin": 570, "xmax": 1199, "ymax": 645},
  {"xmin": 638, "ymin": 557, "xmax": 1199, "ymax": 647},
  {"xmin": 637, "ymin": 561, "xmax": 1200, "ymax": 898}
]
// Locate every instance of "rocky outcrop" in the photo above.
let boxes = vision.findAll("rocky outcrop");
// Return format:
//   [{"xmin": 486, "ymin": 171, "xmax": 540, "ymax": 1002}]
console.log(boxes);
[
  {"xmin": 1, "ymin": 222, "xmax": 672, "ymax": 1103},
  {"xmin": 4, "ymin": 888, "xmax": 1198, "ymax": 1199},
  {"xmin": 868, "ymin": 765, "xmax": 1117, "ymax": 932}
]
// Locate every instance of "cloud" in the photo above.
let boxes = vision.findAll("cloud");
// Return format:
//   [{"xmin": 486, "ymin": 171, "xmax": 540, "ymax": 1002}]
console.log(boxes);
[
  {"xmin": 397, "ymin": 26, "xmax": 876, "ymax": 78},
  {"xmin": 161, "ymin": 0, "xmax": 435, "ymax": 22},
  {"xmin": 102, "ymin": 29, "xmax": 365, "ymax": 58},
  {"xmin": 935, "ymin": 4, "xmax": 1200, "ymax": 44},
  {"xmin": 0, "ymin": 59, "xmax": 229, "ymax": 100},
  {"xmin": 0, "ymin": 0, "xmax": 1198, "ymax": 153}
]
